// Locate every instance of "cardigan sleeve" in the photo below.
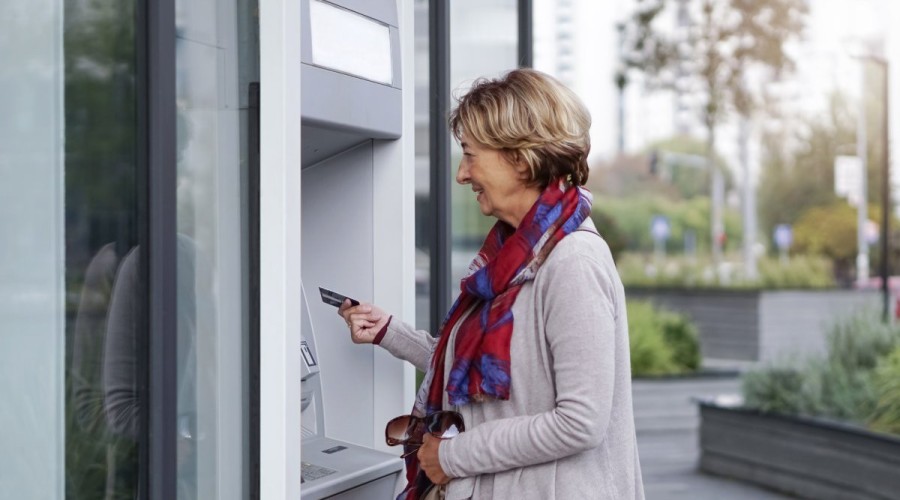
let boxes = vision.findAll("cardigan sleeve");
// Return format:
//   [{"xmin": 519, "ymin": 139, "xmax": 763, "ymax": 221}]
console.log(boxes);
[
  {"xmin": 438, "ymin": 249, "xmax": 619, "ymax": 477},
  {"xmin": 377, "ymin": 316, "xmax": 439, "ymax": 372}
]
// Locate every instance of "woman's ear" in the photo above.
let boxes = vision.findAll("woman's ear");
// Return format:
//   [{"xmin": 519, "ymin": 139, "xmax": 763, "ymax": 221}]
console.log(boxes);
[
  {"xmin": 505, "ymin": 151, "xmax": 523, "ymax": 171},
  {"xmin": 514, "ymin": 158, "xmax": 532, "ymax": 181}
]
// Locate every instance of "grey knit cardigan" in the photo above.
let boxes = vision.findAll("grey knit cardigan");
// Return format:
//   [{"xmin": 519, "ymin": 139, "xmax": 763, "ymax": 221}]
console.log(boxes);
[{"xmin": 378, "ymin": 219, "xmax": 645, "ymax": 500}]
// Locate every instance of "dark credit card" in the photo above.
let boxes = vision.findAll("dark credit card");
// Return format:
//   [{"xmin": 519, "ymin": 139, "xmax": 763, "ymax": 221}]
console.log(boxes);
[{"xmin": 318, "ymin": 287, "xmax": 359, "ymax": 308}]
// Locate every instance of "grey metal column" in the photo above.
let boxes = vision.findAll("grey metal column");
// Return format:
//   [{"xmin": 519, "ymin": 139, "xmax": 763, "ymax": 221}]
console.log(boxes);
[
  {"xmin": 429, "ymin": 0, "xmax": 452, "ymax": 335},
  {"xmin": 877, "ymin": 58, "xmax": 891, "ymax": 322},
  {"xmin": 857, "ymin": 60, "xmax": 870, "ymax": 286},
  {"xmin": 139, "ymin": 0, "xmax": 177, "ymax": 496},
  {"xmin": 518, "ymin": 0, "xmax": 533, "ymax": 68},
  {"xmin": 248, "ymin": 81, "xmax": 261, "ymax": 500}
]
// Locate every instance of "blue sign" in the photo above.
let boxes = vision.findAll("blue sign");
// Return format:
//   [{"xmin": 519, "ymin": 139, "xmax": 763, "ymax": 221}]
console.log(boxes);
[
  {"xmin": 773, "ymin": 224, "xmax": 792, "ymax": 250},
  {"xmin": 650, "ymin": 215, "xmax": 671, "ymax": 242}
]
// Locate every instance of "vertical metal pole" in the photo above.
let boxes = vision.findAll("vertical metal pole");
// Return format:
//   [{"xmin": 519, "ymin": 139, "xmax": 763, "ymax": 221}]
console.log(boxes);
[
  {"xmin": 141, "ymin": 0, "xmax": 178, "ymax": 495},
  {"xmin": 518, "ymin": 0, "xmax": 533, "ymax": 68},
  {"xmin": 709, "ymin": 127, "xmax": 723, "ymax": 270},
  {"xmin": 247, "ymin": 81, "xmax": 261, "ymax": 500},
  {"xmin": 858, "ymin": 60, "xmax": 870, "ymax": 286},
  {"xmin": 616, "ymin": 22, "xmax": 626, "ymax": 155},
  {"xmin": 880, "ymin": 59, "xmax": 891, "ymax": 322},
  {"xmin": 740, "ymin": 115, "xmax": 757, "ymax": 280},
  {"xmin": 429, "ymin": 0, "xmax": 451, "ymax": 335}
]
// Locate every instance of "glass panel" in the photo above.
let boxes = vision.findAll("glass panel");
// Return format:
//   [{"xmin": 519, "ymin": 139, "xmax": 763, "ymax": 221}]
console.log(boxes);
[
  {"xmin": 449, "ymin": 0, "xmax": 519, "ymax": 298},
  {"xmin": 413, "ymin": 0, "xmax": 431, "ymax": 330},
  {"xmin": 174, "ymin": 0, "xmax": 254, "ymax": 497},
  {"xmin": 65, "ymin": 1, "xmax": 143, "ymax": 498},
  {"xmin": 0, "ymin": 3, "xmax": 68, "ymax": 498},
  {"xmin": 1, "ymin": 0, "xmax": 143, "ymax": 498}
]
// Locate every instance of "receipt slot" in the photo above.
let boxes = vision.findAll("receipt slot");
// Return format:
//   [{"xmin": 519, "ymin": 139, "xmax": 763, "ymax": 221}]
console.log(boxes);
[
  {"xmin": 300, "ymin": 287, "xmax": 401, "ymax": 499},
  {"xmin": 299, "ymin": 0, "xmax": 407, "ymax": 497}
]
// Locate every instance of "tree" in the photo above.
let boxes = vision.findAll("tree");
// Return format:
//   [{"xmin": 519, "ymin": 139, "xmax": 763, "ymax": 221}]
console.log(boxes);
[
  {"xmin": 589, "ymin": 135, "xmax": 733, "ymax": 200},
  {"xmin": 757, "ymin": 93, "xmax": 854, "ymax": 240},
  {"xmin": 758, "ymin": 91, "xmax": 887, "ymax": 245},
  {"xmin": 793, "ymin": 203, "xmax": 858, "ymax": 283},
  {"xmin": 646, "ymin": 135, "xmax": 734, "ymax": 199},
  {"xmin": 619, "ymin": 0, "xmax": 807, "ymax": 267}
]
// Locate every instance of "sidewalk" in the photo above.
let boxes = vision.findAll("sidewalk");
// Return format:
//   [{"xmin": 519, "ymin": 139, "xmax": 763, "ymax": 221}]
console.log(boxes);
[{"xmin": 633, "ymin": 377, "xmax": 789, "ymax": 499}]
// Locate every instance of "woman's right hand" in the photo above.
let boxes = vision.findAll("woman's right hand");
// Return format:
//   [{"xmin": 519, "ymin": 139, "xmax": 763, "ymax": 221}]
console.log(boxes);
[{"xmin": 337, "ymin": 300, "xmax": 390, "ymax": 344}]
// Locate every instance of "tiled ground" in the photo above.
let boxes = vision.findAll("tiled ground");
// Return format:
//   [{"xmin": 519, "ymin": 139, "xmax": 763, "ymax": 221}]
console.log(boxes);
[{"xmin": 633, "ymin": 377, "xmax": 791, "ymax": 499}]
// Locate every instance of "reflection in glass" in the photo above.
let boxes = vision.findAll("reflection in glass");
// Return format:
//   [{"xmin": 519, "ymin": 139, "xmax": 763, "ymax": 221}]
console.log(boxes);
[
  {"xmin": 414, "ymin": 0, "xmax": 432, "ymax": 330},
  {"xmin": 450, "ymin": 0, "xmax": 519, "ymax": 299},
  {"xmin": 174, "ymin": 0, "xmax": 252, "ymax": 497},
  {"xmin": 63, "ymin": 0, "xmax": 142, "ymax": 498}
]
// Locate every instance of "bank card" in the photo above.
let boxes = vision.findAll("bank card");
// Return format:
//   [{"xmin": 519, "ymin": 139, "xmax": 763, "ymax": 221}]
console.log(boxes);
[{"xmin": 318, "ymin": 287, "xmax": 359, "ymax": 308}]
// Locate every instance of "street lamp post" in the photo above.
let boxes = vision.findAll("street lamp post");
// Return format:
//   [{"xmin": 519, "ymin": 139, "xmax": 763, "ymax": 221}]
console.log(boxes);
[
  {"xmin": 856, "ymin": 61, "xmax": 870, "ymax": 286},
  {"xmin": 875, "ymin": 56, "xmax": 891, "ymax": 322},
  {"xmin": 616, "ymin": 22, "xmax": 627, "ymax": 156},
  {"xmin": 858, "ymin": 54, "xmax": 891, "ymax": 321}
]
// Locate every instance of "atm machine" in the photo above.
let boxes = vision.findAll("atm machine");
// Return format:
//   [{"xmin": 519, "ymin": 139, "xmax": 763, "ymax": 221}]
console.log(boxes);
[
  {"xmin": 300, "ymin": 288, "xmax": 401, "ymax": 499},
  {"xmin": 299, "ymin": 0, "xmax": 407, "ymax": 498}
]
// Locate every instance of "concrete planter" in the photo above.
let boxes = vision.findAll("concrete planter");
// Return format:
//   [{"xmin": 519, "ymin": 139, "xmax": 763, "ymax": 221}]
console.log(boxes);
[
  {"xmin": 699, "ymin": 402, "xmax": 900, "ymax": 500},
  {"xmin": 627, "ymin": 288, "xmax": 881, "ymax": 362}
]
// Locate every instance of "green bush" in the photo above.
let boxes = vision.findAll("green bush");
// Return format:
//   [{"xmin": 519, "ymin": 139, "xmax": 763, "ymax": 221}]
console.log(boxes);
[
  {"xmin": 594, "ymin": 195, "xmax": 741, "ymax": 255},
  {"xmin": 742, "ymin": 365, "xmax": 810, "ymax": 415},
  {"xmin": 591, "ymin": 208, "xmax": 627, "ymax": 263},
  {"xmin": 805, "ymin": 358, "xmax": 878, "ymax": 422},
  {"xmin": 628, "ymin": 301, "xmax": 677, "ymax": 376},
  {"xmin": 628, "ymin": 300, "xmax": 700, "ymax": 376},
  {"xmin": 869, "ymin": 346, "xmax": 900, "ymax": 435},
  {"xmin": 660, "ymin": 312, "xmax": 701, "ymax": 371},
  {"xmin": 742, "ymin": 310, "xmax": 900, "ymax": 431},
  {"xmin": 617, "ymin": 252, "xmax": 835, "ymax": 289},
  {"xmin": 756, "ymin": 255, "xmax": 835, "ymax": 289},
  {"xmin": 824, "ymin": 311, "xmax": 900, "ymax": 372}
]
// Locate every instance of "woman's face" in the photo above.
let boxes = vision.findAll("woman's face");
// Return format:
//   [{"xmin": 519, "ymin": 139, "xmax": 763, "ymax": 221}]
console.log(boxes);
[{"xmin": 456, "ymin": 134, "xmax": 541, "ymax": 227}]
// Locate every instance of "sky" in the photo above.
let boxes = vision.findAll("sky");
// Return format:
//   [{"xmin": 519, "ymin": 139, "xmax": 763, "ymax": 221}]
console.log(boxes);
[{"xmin": 533, "ymin": 0, "xmax": 900, "ymax": 195}]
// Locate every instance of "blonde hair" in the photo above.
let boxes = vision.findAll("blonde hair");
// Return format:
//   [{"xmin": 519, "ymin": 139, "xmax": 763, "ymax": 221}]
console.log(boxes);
[{"xmin": 449, "ymin": 68, "xmax": 591, "ymax": 188}]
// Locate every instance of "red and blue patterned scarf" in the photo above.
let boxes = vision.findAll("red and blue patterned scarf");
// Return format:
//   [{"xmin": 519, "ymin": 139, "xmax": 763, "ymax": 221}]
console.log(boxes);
[{"xmin": 399, "ymin": 179, "xmax": 593, "ymax": 499}]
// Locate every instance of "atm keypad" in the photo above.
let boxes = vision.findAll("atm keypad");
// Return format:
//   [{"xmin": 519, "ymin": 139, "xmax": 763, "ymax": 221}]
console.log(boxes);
[{"xmin": 301, "ymin": 462, "xmax": 337, "ymax": 483}]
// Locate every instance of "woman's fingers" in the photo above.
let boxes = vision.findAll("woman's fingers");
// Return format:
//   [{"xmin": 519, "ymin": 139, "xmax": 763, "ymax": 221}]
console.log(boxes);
[
  {"xmin": 337, "ymin": 301, "xmax": 388, "ymax": 344},
  {"xmin": 417, "ymin": 434, "xmax": 450, "ymax": 485}
]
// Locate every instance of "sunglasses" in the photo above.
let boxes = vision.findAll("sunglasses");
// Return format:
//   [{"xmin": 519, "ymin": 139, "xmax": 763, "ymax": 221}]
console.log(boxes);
[{"xmin": 384, "ymin": 411, "xmax": 465, "ymax": 458}]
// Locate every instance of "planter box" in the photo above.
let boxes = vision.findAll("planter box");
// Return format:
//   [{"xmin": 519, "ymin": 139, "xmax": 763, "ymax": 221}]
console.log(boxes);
[
  {"xmin": 627, "ymin": 289, "xmax": 880, "ymax": 362},
  {"xmin": 699, "ymin": 402, "xmax": 900, "ymax": 500}
]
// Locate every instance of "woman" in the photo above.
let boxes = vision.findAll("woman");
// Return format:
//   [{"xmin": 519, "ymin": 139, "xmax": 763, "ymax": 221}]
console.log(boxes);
[{"xmin": 340, "ymin": 69, "xmax": 644, "ymax": 499}]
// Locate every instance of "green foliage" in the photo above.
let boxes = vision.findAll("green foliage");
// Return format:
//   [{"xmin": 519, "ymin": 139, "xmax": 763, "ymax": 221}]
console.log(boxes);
[
  {"xmin": 628, "ymin": 301, "xmax": 677, "ymax": 376},
  {"xmin": 742, "ymin": 310, "xmax": 900, "ymax": 433},
  {"xmin": 743, "ymin": 365, "xmax": 809, "ymax": 415},
  {"xmin": 793, "ymin": 203, "xmax": 858, "ymax": 263},
  {"xmin": 824, "ymin": 312, "xmax": 900, "ymax": 372},
  {"xmin": 869, "ymin": 346, "xmax": 900, "ymax": 435},
  {"xmin": 628, "ymin": 300, "xmax": 700, "ymax": 376},
  {"xmin": 756, "ymin": 255, "xmax": 835, "ymax": 289},
  {"xmin": 591, "ymin": 208, "xmax": 627, "ymax": 262},
  {"xmin": 757, "ymin": 90, "xmax": 890, "ymax": 252},
  {"xmin": 594, "ymin": 196, "xmax": 741, "ymax": 255},
  {"xmin": 645, "ymin": 136, "xmax": 733, "ymax": 199},
  {"xmin": 617, "ymin": 252, "xmax": 834, "ymax": 289},
  {"xmin": 660, "ymin": 312, "xmax": 701, "ymax": 371}
]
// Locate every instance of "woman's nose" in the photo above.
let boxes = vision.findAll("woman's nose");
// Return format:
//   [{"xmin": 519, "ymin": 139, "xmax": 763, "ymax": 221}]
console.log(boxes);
[{"xmin": 456, "ymin": 162, "xmax": 469, "ymax": 185}]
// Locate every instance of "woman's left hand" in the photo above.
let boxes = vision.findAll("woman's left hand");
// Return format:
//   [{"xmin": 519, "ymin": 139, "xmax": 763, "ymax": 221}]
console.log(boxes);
[{"xmin": 418, "ymin": 434, "xmax": 451, "ymax": 485}]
